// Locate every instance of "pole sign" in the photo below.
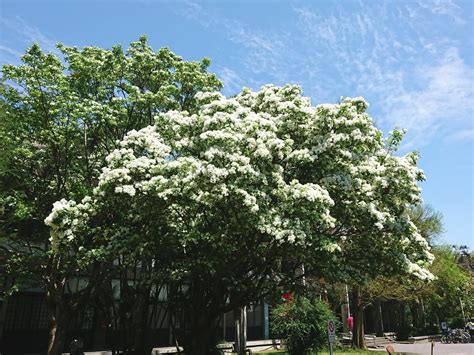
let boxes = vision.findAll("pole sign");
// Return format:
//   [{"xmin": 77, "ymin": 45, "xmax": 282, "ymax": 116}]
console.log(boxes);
[{"xmin": 327, "ymin": 320, "xmax": 336, "ymax": 343}]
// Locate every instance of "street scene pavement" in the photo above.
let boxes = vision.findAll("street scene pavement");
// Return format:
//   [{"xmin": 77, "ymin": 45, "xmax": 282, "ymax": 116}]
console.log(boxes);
[{"xmin": 389, "ymin": 342, "xmax": 474, "ymax": 355}]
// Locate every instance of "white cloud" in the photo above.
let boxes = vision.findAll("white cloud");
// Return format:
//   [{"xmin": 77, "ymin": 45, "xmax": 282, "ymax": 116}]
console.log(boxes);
[
  {"xmin": 0, "ymin": 16, "xmax": 59, "ymax": 64},
  {"xmin": 180, "ymin": 1, "xmax": 287, "ymax": 81},
  {"xmin": 445, "ymin": 129, "xmax": 474, "ymax": 143},
  {"xmin": 417, "ymin": 0, "xmax": 466, "ymax": 25},
  {"xmin": 0, "ymin": 45, "xmax": 23, "ymax": 63},
  {"xmin": 179, "ymin": 1, "xmax": 473, "ymax": 146},
  {"xmin": 217, "ymin": 67, "xmax": 245, "ymax": 96},
  {"xmin": 291, "ymin": 3, "xmax": 473, "ymax": 145},
  {"xmin": 384, "ymin": 47, "xmax": 474, "ymax": 144}
]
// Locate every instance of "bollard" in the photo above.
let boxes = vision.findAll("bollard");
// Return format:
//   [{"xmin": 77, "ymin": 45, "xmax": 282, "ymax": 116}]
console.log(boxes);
[{"xmin": 431, "ymin": 340, "xmax": 435, "ymax": 355}]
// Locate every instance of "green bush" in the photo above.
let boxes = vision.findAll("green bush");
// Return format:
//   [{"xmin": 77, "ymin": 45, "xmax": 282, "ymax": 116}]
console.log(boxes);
[
  {"xmin": 271, "ymin": 296, "xmax": 335, "ymax": 355},
  {"xmin": 449, "ymin": 316, "xmax": 465, "ymax": 329}
]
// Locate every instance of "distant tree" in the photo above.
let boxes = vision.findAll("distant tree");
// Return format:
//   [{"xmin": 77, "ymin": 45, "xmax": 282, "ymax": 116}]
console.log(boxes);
[
  {"xmin": 423, "ymin": 245, "xmax": 472, "ymax": 327},
  {"xmin": 0, "ymin": 36, "xmax": 221, "ymax": 355},
  {"xmin": 410, "ymin": 204, "xmax": 443, "ymax": 243},
  {"xmin": 359, "ymin": 243, "xmax": 471, "ymax": 339}
]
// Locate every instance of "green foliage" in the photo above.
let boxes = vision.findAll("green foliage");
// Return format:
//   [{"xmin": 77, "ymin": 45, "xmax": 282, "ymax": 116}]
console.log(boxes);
[
  {"xmin": 0, "ymin": 36, "xmax": 222, "ymax": 290},
  {"xmin": 423, "ymin": 245, "xmax": 471, "ymax": 324},
  {"xmin": 271, "ymin": 297, "xmax": 335, "ymax": 355},
  {"xmin": 409, "ymin": 204, "xmax": 443, "ymax": 242},
  {"xmin": 0, "ymin": 37, "xmax": 222, "ymax": 352}
]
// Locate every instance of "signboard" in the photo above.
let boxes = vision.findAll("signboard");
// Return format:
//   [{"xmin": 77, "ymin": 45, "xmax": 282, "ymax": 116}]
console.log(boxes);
[{"xmin": 327, "ymin": 320, "xmax": 336, "ymax": 343}]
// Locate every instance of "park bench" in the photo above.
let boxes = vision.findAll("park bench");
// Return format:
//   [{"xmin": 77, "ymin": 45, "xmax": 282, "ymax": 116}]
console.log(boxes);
[
  {"xmin": 408, "ymin": 334, "xmax": 441, "ymax": 343},
  {"xmin": 365, "ymin": 334, "xmax": 392, "ymax": 348},
  {"xmin": 383, "ymin": 332, "xmax": 397, "ymax": 341},
  {"xmin": 151, "ymin": 346, "xmax": 183, "ymax": 354}
]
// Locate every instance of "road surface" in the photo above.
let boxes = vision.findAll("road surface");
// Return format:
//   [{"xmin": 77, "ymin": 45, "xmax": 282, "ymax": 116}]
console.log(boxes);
[{"xmin": 388, "ymin": 342, "xmax": 473, "ymax": 354}]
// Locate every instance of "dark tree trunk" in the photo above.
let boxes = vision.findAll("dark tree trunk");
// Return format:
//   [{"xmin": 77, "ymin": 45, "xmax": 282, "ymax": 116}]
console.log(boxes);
[
  {"xmin": 48, "ymin": 319, "xmax": 68, "ymax": 355},
  {"xmin": 132, "ymin": 286, "xmax": 151, "ymax": 355},
  {"xmin": 399, "ymin": 301, "xmax": 406, "ymax": 327},
  {"xmin": 410, "ymin": 301, "xmax": 419, "ymax": 331},
  {"xmin": 0, "ymin": 290, "xmax": 9, "ymax": 341},
  {"xmin": 92, "ymin": 307, "xmax": 108, "ymax": 350},
  {"xmin": 234, "ymin": 306, "xmax": 247, "ymax": 355},
  {"xmin": 352, "ymin": 286, "xmax": 366, "ymax": 349},
  {"xmin": 184, "ymin": 311, "xmax": 220, "ymax": 355},
  {"xmin": 418, "ymin": 298, "xmax": 426, "ymax": 329},
  {"xmin": 411, "ymin": 298, "xmax": 426, "ymax": 330},
  {"xmin": 47, "ymin": 297, "xmax": 71, "ymax": 355},
  {"xmin": 387, "ymin": 301, "xmax": 397, "ymax": 332},
  {"xmin": 374, "ymin": 299, "xmax": 384, "ymax": 336}
]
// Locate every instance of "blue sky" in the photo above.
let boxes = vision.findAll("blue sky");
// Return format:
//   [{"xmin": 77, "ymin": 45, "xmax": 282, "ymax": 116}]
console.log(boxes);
[{"xmin": 1, "ymin": 0, "xmax": 473, "ymax": 247}]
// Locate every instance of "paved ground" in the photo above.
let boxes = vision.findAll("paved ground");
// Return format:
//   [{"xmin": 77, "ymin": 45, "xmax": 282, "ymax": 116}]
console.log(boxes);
[{"xmin": 387, "ymin": 342, "xmax": 474, "ymax": 354}]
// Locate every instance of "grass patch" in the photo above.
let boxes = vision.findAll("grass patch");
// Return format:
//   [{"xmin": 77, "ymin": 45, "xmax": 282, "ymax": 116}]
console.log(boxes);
[{"xmin": 250, "ymin": 351, "xmax": 400, "ymax": 354}]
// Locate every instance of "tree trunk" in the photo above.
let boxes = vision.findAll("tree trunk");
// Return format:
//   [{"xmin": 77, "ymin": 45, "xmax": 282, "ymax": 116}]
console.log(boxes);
[
  {"xmin": 410, "ymin": 301, "xmax": 419, "ymax": 331},
  {"xmin": 0, "ymin": 289, "xmax": 10, "ymax": 341},
  {"xmin": 419, "ymin": 298, "xmax": 426, "ymax": 329},
  {"xmin": 92, "ymin": 307, "xmax": 108, "ymax": 350},
  {"xmin": 133, "ymin": 286, "xmax": 151, "ymax": 355},
  {"xmin": 352, "ymin": 286, "xmax": 366, "ymax": 349},
  {"xmin": 341, "ymin": 303, "xmax": 349, "ymax": 333},
  {"xmin": 184, "ymin": 310, "xmax": 220, "ymax": 355},
  {"xmin": 47, "ymin": 303, "xmax": 71, "ymax": 355},
  {"xmin": 399, "ymin": 301, "xmax": 406, "ymax": 328},
  {"xmin": 234, "ymin": 306, "xmax": 247, "ymax": 355},
  {"xmin": 374, "ymin": 299, "xmax": 384, "ymax": 337},
  {"xmin": 397, "ymin": 301, "xmax": 409, "ymax": 340}
]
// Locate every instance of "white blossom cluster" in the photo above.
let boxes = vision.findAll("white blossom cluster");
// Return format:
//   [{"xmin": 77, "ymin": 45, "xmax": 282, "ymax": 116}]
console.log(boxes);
[
  {"xmin": 45, "ymin": 196, "xmax": 94, "ymax": 252},
  {"xmin": 45, "ymin": 84, "xmax": 433, "ymax": 280}
]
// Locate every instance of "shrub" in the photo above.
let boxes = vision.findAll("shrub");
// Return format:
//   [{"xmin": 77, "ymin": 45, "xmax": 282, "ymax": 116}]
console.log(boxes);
[{"xmin": 271, "ymin": 296, "xmax": 335, "ymax": 355}]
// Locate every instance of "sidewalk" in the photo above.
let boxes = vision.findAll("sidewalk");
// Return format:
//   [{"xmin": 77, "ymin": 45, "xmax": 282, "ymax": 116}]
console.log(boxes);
[{"xmin": 374, "ymin": 342, "xmax": 474, "ymax": 354}]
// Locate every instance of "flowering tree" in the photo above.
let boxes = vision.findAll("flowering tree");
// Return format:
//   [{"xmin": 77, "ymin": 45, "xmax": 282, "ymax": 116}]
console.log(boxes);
[
  {"xmin": 0, "ymin": 36, "xmax": 221, "ymax": 354},
  {"xmin": 46, "ymin": 85, "xmax": 433, "ymax": 354}
]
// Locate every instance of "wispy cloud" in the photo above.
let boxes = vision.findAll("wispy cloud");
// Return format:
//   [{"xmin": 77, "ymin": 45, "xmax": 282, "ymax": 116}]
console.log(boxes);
[
  {"xmin": 291, "ymin": 2, "xmax": 473, "ymax": 145},
  {"xmin": 445, "ymin": 129, "xmax": 474, "ymax": 143},
  {"xmin": 178, "ymin": 1, "xmax": 472, "ymax": 146},
  {"xmin": 0, "ymin": 16, "xmax": 59, "ymax": 64},
  {"xmin": 385, "ymin": 47, "xmax": 473, "ymax": 144},
  {"xmin": 417, "ymin": 0, "xmax": 466, "ymax": 25},
  {"xmin": 217, "ymin": 66, "xmax": 245, "ymax": 96},
  {"xmin": 180, "ymin": 1, "xmax": 289, "ymax": 85}
]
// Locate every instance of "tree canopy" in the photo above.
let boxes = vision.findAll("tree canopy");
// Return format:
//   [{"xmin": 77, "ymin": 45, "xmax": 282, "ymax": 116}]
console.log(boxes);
[
  {"xmin": 1, "ymin": 36, "xmax": 438, "ymax": 355},
  {"xmin": 0, "ymin": 36, "xmax": 222, "ymax": 354},
  {"xmin": 45, "ymin": 85, "xmax": 434, "ymax": 353}
]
